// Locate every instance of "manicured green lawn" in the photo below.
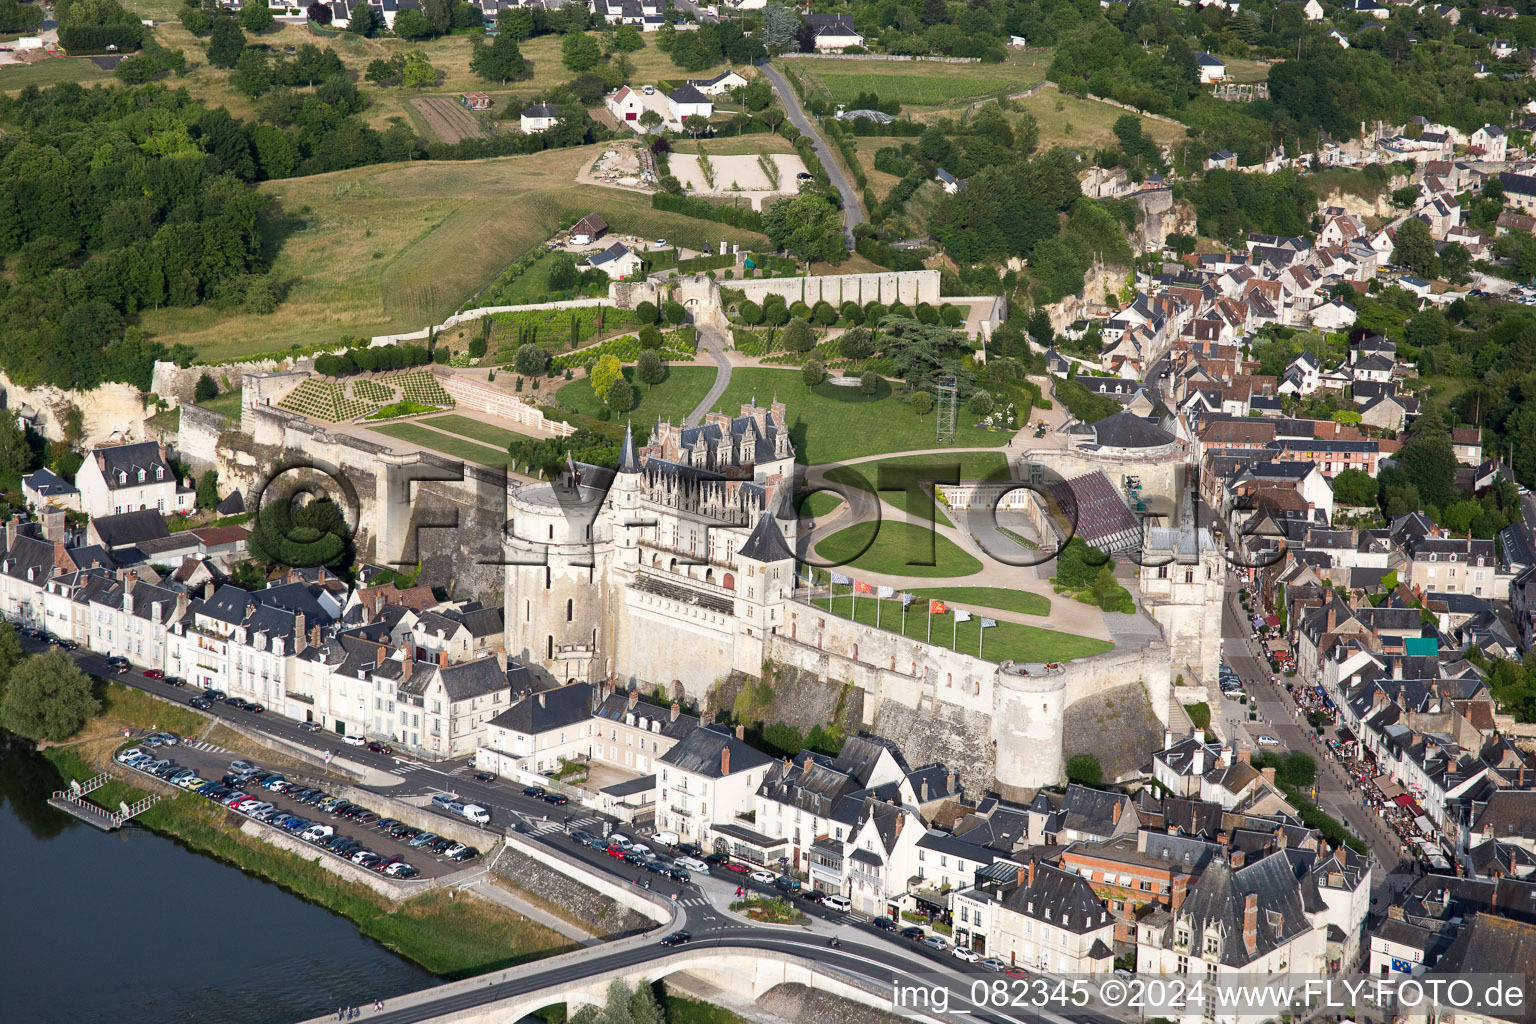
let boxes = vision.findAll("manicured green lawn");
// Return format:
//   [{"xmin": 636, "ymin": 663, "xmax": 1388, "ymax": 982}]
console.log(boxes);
[
  {"xmin": 708, "ymin": 368, "xmax": 1009, "ymax": 465},
  {"xmin": 422, "ymin": 413, "xmax": 538, "ymax": 448},
  {"xmin": 369, "ymin": 422, "xmax": 514, "ymax": 466},
  {"xmin": 907, "ymin": 586, "xmax": 1051, "ymax": 616},
  {"xmin": 800, "ymin": 492, "xmax": 845, "ymax": 518},
  {"xmin": 195, "ymin": 390, "xmax": 245, "ymax": 420},
  {"xmin": 554, "ymin": 365, "xmax": 716, "ymax": 427},
  {"xmin": 813, "ymin": 520, "xmax": 982, "ymax": 578},
  {"xmin": 809, "ymin": 595, "xmax": 1108, "ymax": 663},
  {"xmin": 822, "ymin": 451, "xmax": 1012, "ymax": 528}
]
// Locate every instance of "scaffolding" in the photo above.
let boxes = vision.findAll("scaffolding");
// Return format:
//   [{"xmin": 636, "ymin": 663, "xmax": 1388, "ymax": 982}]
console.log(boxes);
[{"xmin": 935, "ymin": 376, "xmax": 958, "ymax": 446}]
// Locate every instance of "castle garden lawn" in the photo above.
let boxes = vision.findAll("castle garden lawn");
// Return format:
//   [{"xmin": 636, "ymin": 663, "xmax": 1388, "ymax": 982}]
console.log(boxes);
[
  {"xmin": 906, "ymin": 586, "xmax": 1051, "ymax": 617},
  {"xmin": 421, "ymin": 413, "xmax": 540, "ymax": 448},
  {"xmin": 707, "ymin": 368, "xmax": 1010, "ymax": 465},
  {"xmin": 820, "ymin": 451, "xmax": 1012, "ymax": 529},
  {"xmin": 368, "ymin": 422, "xmax": 515, "ymax": 467},
  {"xmin": 553, "ymin": 365, "xmax": 716, "ymax": 427},
  {"xmin": 813, "ymin": 521, "xmax": 982, "ymax": 579},
  {"xmin": 809, "ymin": 595, "xmax": 1108, "ymax": 663}
]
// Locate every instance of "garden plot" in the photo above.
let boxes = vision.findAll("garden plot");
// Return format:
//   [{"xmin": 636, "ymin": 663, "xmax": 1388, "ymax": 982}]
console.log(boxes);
[{"xmin": 670, "ymin": 153, "xmax": 808, "ymax": 209}]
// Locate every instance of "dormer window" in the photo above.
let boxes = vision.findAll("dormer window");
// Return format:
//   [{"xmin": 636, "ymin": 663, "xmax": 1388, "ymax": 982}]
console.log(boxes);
[
  {"xmin": 137, "ymin": 469, "xmax": 146, "ymax": 483},
  {"xmin": 154, "ymin": 466, "xmax": 164, "ymax": 480}
]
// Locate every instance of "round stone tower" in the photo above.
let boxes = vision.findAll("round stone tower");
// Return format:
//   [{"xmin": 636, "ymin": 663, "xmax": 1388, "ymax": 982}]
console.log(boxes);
[
  {"xmin": 504, "ymin": 448, "xmax": 623, "ymax": 684},
  {"xmin": 990, "ymin": 660, "xmax": 1069, "ymax": 797}
]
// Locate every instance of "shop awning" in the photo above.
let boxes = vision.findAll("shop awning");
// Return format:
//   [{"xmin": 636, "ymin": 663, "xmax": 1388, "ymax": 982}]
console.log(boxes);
[
  {"xmin": 1265, "ymin": 615, "xmax": 1281, "ymax": 626},
  {"xmin": 1394, "ymin": 793, "xmax": 1414, "ymax": 808},
  {"xmin": 1376, "ymin": 777, "xmax": 1405, "ymax": 799}
]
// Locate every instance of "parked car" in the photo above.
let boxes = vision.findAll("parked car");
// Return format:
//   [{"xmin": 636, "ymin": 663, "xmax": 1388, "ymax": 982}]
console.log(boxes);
[
  {"xmin": 1256, "ymin": 734, "xmax": 1281, "ymax": 746},
  {"xmin": 190, "ymin": 698, "xmax": 212, "ymax": 710},
  {"xmin": 164, "ymin": 676, "xmax": 185, "ymax": 687},
  {"xmin": 521, "ymin": 786, "xmax": 546, "ymax": 798},
  {"xmin": 871, "ymin": 917, "xmax": 896, "ymax": 931},
  {"xmin": 343, "ymin": 735, "xmax": 366, "ymax": 746},
  {"xmin": 900, "ymin": 926, "xmax": 925, "ymax": 941},
  {"xmin": 822, "ymin": 894, "xmax": 852, "ymax": 913},
  {"xmin": 473, "ymin": 771, "xmax": 495, "ymax": 782},
  {"xmin": 447, "ymin": 845, "xmax": 477, "ymax": 862},
  {"xmin": 298, "ymin": 721, "xmax": 322, "ymax": 732},
  {"xmin": 668, "ymin": 868, "xmax": 691, "ymax": 884},
  {"xmin": 542, "ymin": 793, "xmax": 568, "ymax": 806},
  {"xmin": 674, "ymin": 856, "xmax": 709, "ymax": 874},
  {"xmin": 953, "ymin": 946, "xmax": 980, "ymax": 962},
  {"xmin": 922, "ymin": 936, "xmax": 948, "ymax": 951},
  {"xmin": 366, "ymin": 741, "xmax": 392, "ymax": 754},
  {"xmin": 750, "ymin": 870, "xmax": 777, "ymax": 884},
  {"xmin": 144, "ymin": 669, "xmax": 164, "ymax": 679}
]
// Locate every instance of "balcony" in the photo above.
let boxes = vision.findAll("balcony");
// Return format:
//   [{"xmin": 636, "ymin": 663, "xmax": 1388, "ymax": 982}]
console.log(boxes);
[
  {"xmin": 286, "ymin": 692, "xmax": 315, "ymax": 706},
  {"xmin": 669, "ymin": 804, "xmax": 694, "ymax": 817}
]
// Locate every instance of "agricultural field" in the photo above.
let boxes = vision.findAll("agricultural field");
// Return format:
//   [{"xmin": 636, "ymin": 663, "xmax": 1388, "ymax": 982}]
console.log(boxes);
[
  {"xmin": 1012, "ymin": 86, "xmax": 1188, "ymax": 151},
  {"xmin": 411, "ymin": 96, "xmax": 486, "ymax": 144},
  {"xmin": 0, "ymin": 57, "xmax": 113, "ymax": 92},
  {"xmin": 784, "ymin": 51, "xmax": 1049, "ymax": 111},
  {"xmin": 137, "ymin": 146, "xmax": 770, "ymax": 364}
]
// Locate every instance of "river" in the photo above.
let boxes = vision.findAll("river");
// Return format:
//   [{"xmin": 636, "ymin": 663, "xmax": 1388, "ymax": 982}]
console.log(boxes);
[{"xmin": 0, "ymin": 739, "xmax": 435, "ymax": 1024}]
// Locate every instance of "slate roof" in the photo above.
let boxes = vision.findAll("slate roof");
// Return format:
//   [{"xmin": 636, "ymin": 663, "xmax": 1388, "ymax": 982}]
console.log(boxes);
[
  {"xmin": 668, "ymin": 84, "xmax": 711, "ymax": 105},
  {"xmin": 588, "ymin": 242, "xmax": 634, "ymax": 266},
  {"xmin": 738, "ymin": 512, "xmax": 793, "ymax": 563},
  {"xmin": 659, "ymin": 722, "xmax": 774, "ymax": 778},
  {"xmin": 1427, "ymin": 914, "xmax": 1536, "ymax": 1022},
  {"xmin": 437, "ymin": 658, "xmax": 511, "ymax": 702},
  {"xmin": 90, "ymin": 442, "xmax": 175, "ymax": 491},
  {"xmin": 489, "ymin": 682, "xmax": 594, "ymax": 735},
  {"xmin": 1150, "ymin": 852, "xmax": 1314, "ymax": 968},
  {"xmin": 1046, "ymin": 471, "xmax": 1141, "ymax": 552},
  {"xmin": 594, "ymin": 692, "xmax": 699, "ymax": 740},
  {"xmin": 90, "ymin": 510, "xmax": 171, "ymax": 548},
  {"xmin": 1000, "ymin": 862, "xmax": 1112, "ymax": 934},
  {"xmin": 23, "ymin": 468, "xmax": 78, "ymax": 499}
]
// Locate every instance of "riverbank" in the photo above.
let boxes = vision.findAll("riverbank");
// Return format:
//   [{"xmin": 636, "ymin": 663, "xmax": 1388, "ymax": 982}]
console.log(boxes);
[{"xmin": 42, "ymin": 744, "xmax": 576, "ymax": 979}]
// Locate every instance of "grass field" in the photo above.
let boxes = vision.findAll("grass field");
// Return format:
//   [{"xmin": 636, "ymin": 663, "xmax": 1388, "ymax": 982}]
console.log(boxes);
[
  {"xmin": 1219, "ymin": 57, "xmax": 1272, "ymax": 84},
  {"xmin": 1013, "ymin": 87, "xmax": 1188, "ymax": 151},
  {"xmin": 421, "ymin": 413, "xmax": 538, "ymax": 447},
  {"xmin": 554, "ymin": 365, "xmax": 715, "ymax": 427},
  {"xmin": 906, "ymin": 586, "xmax": 1050, "ymax": 616},
  {"xmin": 671, "ymin": 134, "xmax": 800, "ymax": 156},
  {"xmin": 0, "ymin": 58, "xmax": 113, "ymax": 91},
  {"xmin": 809, "ymin": 593, "xmax": 1106, "ymax": 663},
  {"xmin": 800, "ymin": 492, "xmax": 845, "ymax": 518},
  {"xmin": 369, "ymin": 421, "xmax": 515, "ymax": 466},
  {"xmin": 195, "ymin": 390, "xmax": 245, "ymax": 420},
  {"xmin": 814, "ymin": 520, "xmax": 982, "ymax": 578},
  {"xmin": 786, "ymin": 53, "xmax": 1050, "ymax": 109},
  {"xmin": 139, "ymin": 148, "xmax": 769, "ymax": 363},
  {"xmin": 823, "ymin": 451, "xmax": 1009, "ymax": 528},
  {"xmin": 706, "ymin": 368, "xmax": 1009, "ymax": 465}
]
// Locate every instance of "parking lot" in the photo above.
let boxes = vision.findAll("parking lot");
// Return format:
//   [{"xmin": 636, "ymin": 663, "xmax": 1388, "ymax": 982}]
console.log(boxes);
[{"xmin": 113, "ymin": 738, "xmax": 479, "ymax": 881}]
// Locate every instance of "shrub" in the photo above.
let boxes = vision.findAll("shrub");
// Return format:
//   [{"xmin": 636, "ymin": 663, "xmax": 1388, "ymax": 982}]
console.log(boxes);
[
  {"xmin": 739, "ymin": 300, "xmax": 763, "ymax": 325},
  {"xmin": 969, "ymin": 389, "xmax": 993, "ymax": 415},
  {"xmin": 781, "ymin": 317, "xmax": 815, "ymax": 353},
  {"xmin": 664, "ymin": 301, "xmax": 687, "ymax": 325},
  {"xmin": 514, "ymin": 344, "xmax": 550, "ymax": 377},
  {"xmin": 636, "ymin": 300, "xmax": 659, "ymax": 324},
  {"xmin": 194, "ymin": 373, "xmax": 218, "ymax": 403},
  {"xmin": 802, "ymin": 357, "xmax": 825, "ymax": 387},
  {"xmin": 864, "ymin": 301, "xmax": 887, "ymax": 324},
  {"xmin": 639, "ymin": 325, "xmax": 664, "ymax": 349},
  {"xmin": 1066, "ymin": 754, "xmax": 1103, "ymax": 787},
  {"xmin": 811, "ymin": 300, "xmax": 838, "ymax": 326},
  {"xmin": 840, "ymin": 301, "xmax": 863, "ymax": 325}
]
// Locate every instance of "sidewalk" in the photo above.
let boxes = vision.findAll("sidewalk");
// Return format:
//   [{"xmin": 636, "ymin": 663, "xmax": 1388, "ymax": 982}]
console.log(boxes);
[{"xmin": 461, "ymin": 877, "xmax": 603, "ymax": 946}]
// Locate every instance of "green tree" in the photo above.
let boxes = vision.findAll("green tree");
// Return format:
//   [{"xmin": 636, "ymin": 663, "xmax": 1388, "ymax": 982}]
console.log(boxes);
[
  {"xmin": 196, "ymin": 469, "xmax": 220, "ymax": 509},
  {"xmin": 1406, "ymin": 309, "xmax": 1449, "ymax": 350},
  {"xmin": 498, "ymin": 6, "xmax": 533, "ymax": 39},
  {"xmin": 206, "ymin": 16, "xmax": 245, "ymax": 68},
  {"xmin": 238, "ymin": 0, "xmax": 273, "ymax": 32},
  {"xmin": 763, "ymin": 191, "xmax": 847, "ymax": 266},
  {"xmin": 635, "ymin": 300, "xmax": 659, "ymax": 325},
  {"xmin": 471, "ymin": 32, "xmax": 527, "ymax": 83},
  {"xmin": 614, "ymin": 24, "xmax": 643, "ymax": 51},
  {"xmin": 1331, "ymin": 468, "xmax": 1378, "ymax": 508},
  {"xmin": 1391, "ymin": 217, "xmax": 1438, "ymax": 278},
  {"xmin": 0, "ymin": 622, "xmax": 24, "ymax": 699},
  {"xmin": 607, "ymin": 377, "xmax": 634, "ymax": 414},
  {"xmin": 638, "ymin": 324, "xmax": 663, "ymax": 349},
  {"xmin": 231, "ymin": 46, "xmax": 272, "ymax": 97},
  {"xmin": 1, "ymin": 650, "xmax": 98, "ymax": 742},
  {"xmin": 911, "ymin": 390, "xmax": 933, "ymax": 418},
  {"xmin": 590, "ymin": 353, "xmax": 623, "ymax": 399},
  {"xmin": 664, "ymin": 301, "xmax": 687, "ymax": 325},
  {"xmin": 636, "ymin": 349, "xmax": 666, "ymax": 388},
  {"xmin": 859, "ymin": 371, "xmax": 878, "ymax": 395},
  {"xmin": 969, "ymin": 388, "xmax": 993, "ymax": 415},
  {"xmin": 1065, "ymin": 754, "xmax": 1103, "ymax": 787},
  {"xmin": 248, "ymin": 498, "xmax": 351, "ymax": 567},
  {"xmin": 401, "ymin": 49, "xmax": 436, "ymax": 87},
  {"xmin": 514, "ymin": 344, "xmax": 550, "ymax": 378},
  {"xmin": 0, "ymin": 417, "xmax": 33, "ymax": 491},
  {"xmin": 802, "ymin": 356, "xmax": 825, "ymax": 387},
  {"xmin": 760, "ymin": 2, "xmax": 798, "ymax": 52},
  {"xmin": 194, "ymin": 373, "xmax": 218, "ymax": 403},
  {"xmin": 781, "ymin": 316, "xmax": 814, "ymax": 352},
  {"xmin": 347, "ymin": 2, "xmax": 380, "ymax": 35},
  {"xmin": 393, "ymin": 7, "xmax": 433, "ymax": 40},
  {"xmin": 840, "ymin": 326, "xmax": 876, "ymax": 360},
  {"xmin": 1399, "ymin": 408, "xmax": 1459, "ymax": 510},
  {"xmin": 738, "ymin": 300, "xmax": 763, "ymax": 325},
  {"xmin": 562, "ymin": 31, "xmax": 601, "ymax": 72},
  {"xmin": 639, "ymin": 108, "xmax": 664, "ymax": 133}
]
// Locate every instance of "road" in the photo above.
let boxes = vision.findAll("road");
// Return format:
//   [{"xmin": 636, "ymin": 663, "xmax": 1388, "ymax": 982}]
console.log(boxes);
[
  {"xmin": 1216, "ymin": 579, "xmax": 1413, "ymax": 906},
  {"xmin": 80, "ymin": 639, "xmax": 1142, "ymax": 1024},
  {"xmin": 684, "ymin": 323, "xmax": 733, "ymax": 426},
  {"xmin": 754, "ymin": 59, "xmax": 864, "ymax": 248}
]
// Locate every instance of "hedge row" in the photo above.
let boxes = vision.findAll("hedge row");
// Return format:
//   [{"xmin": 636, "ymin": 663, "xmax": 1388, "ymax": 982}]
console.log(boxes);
[{"xmin": 650, "ymin": 192, "xmax": 764, "ymax": 232}]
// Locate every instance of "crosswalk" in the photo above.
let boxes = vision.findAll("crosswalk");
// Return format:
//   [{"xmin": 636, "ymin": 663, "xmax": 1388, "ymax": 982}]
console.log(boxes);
[
  {"xmin": 677, "ymin": 897, "xmax": 709, "ymax": 907},
  {"xmin": 525, "ymin": 814, "xmax": 601, "ymax": 836},
  {"xmin": 186, "ymin": 741, "xmax": 226, "ymax": 754},
  {"xmin": 390, "ymin": 762, "xmax": 427, "ymax": 775}
]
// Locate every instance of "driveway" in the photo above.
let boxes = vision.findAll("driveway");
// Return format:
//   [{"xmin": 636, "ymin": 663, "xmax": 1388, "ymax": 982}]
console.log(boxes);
[{"xmin": 754, "ymin": 59, "xmax": 863, "ymax": 248}]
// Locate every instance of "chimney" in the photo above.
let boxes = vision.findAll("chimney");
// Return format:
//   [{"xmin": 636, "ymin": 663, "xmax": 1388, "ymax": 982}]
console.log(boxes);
[
  {"xmin": 628, "ymin": 690, "xmax": 639, "ymax": 711},
  {"xmin": 1231, "ymin": 849, "xmax": 1246, "ymax": 869},
  {"xmin": 1237, "ymin": 746, "xmax": 1251, "ymax": 764},
  {"xmin": 895, "ymin": 813, "xmax": 904, "ymax": 835},
  {"xmin": 1016, "ymin": 863, "xmax": 1029, "ymax": 888},
  {"xmin": 1164, "ymin": 728, "xmax": 1175, "ymax": 751},
  {"xmin": 1326, "ymin": 605, "xmax": 1337, "ymax": 632},
  {"xmin": 41, "ymin": 507, "xmax": 63, "ymax": 543},
  {"xmin": 294, "ymin": 611, "xmax": 306, "ymax": 651},
  {"xmin": 948, "ymin": 769, "xmax": 957, "ymax": 793},
  {"xmin": 204, "ymin": 580, "xmax": 215, "ymax": 600},
  {"xmin": 1387, "ymin": 904, "xmax": 1405, "ymax": 922},
  {"xmin": 1027, "ymin": 858, "xmax": 1037, "ymax": 888},
  {"xmin": 1222, "ymin": 746, "xmax": 1234, "ymax": 769},
  {"xmin": 735, "ymin": 723, "xmax": 745, "ymax": 741},
  {"xmin": 701, "ymin": 710, "xmax": 713, "ymax": 726},
  {"xmin": 921, "ymin": 778, "xmax": 929, "ymax": 801},
  {"xmin": 310, "ymin": 624, "xmax": 322, "ymax": 647},
  {"xmin": 4, "ymin": 517, "xmax": 15, "ymax": 549},
  {"xmin": 1218, "ymin": 832, "xmax": 1230, "ymax": 847},
  {"xmin": 1261, "ymin": 766, "xmax": 1277, "ymax": 786},
  {"xmin": 1242, "ymin": 893, "xmax": 1259, "ymax": 955},
  {"xmin": 720, "ymin": 744, "xmax": 730, "ymax": 775},
  {"xmin": 670, "ymin": 702, "xmax": 679, "ymax": 722},
  {"xmin": 1192, "ymin": 745, "xmax": 1206, "ymax": 776},
  {"xmin": 1112, "ymin": 800, "xmax": 1122, "ymax": 824},
  {"xmin": 1171, "ymin": 874, "xmax": 1188, "ymax": 911},
  {"xmin": 538, "ymin": 691, "xmax": 546, "ymax": 708}
]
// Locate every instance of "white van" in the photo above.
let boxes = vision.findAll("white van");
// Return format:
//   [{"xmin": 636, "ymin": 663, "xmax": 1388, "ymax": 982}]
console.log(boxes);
[
  {"xmin": 460, "ymin": 803, "xmax": 491, "ymax": 824},
  {"xmin": 822, "ymin": 894, "xmax": 852, "ymax": 913},
  {"xmin": 651, "ymin": 830, "xmax": 680, "ymax": 848}
]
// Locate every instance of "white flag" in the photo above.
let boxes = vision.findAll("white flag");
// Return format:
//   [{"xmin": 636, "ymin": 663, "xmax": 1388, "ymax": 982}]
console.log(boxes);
[
  {"xmin": 830, "ymin": 572, "xmax": 852, "ymax": 585},
  {"xmin": 900, "ymin": 592, "xmax": 915, "ymax": 606},
  {"xmin": 877, "ymin": 586, "xmax": 895, "ymax": 599},
  {"xmin": 980, "ymin": 617, "xmax": 998, "ymax": 628},
  {"xmin": 954, "ymin": 609, "xmax": 973, "ymax": 623}
]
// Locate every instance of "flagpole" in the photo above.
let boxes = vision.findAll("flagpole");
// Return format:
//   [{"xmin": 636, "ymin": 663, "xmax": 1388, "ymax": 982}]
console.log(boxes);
[
  {"xmin": 953, "ymin": 612, "xmax": 958, "ymax": 651},
  {"xmin": 927, "ymin": 603, "xmax": 933, "ymax": 644},
  {"xmin": 901, "ymin": 597, "xmax": 907, "ymax": 635},
  {"xmin": 979, "ymin": 624, "xmax": 985, "ymax": 660},
  {"xmin": 852, "ymin": 584, "xmax": 857, "ymax": 622},
  {"xmin": 876, "ymin": 593, "xmax": 881, "ymax": 630}
]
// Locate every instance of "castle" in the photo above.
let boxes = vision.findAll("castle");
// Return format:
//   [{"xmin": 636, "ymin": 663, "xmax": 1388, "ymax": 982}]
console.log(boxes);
[{"xmin": 504, "ymin": 402, "xmax": 1199, "ymax": 796}]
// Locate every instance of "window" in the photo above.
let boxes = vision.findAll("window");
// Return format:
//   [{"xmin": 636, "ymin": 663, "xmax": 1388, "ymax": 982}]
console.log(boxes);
[{"xmin": 566, "ymin": 599, "xmax": 574, "ymax": 622}]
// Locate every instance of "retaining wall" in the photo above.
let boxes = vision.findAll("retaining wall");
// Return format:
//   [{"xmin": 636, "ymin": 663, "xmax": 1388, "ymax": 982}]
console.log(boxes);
[{"xmin": 438, "ymin": 375, "xmax": 576, "ymax": 437}]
